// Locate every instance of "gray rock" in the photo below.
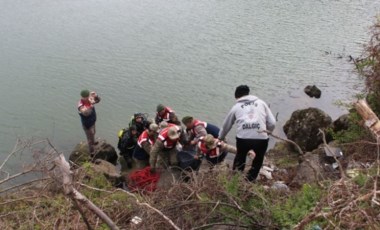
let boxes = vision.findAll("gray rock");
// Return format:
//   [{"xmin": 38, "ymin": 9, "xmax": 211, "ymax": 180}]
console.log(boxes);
[
  {"xmin": 292, "ymin": 151, "xmax": 323, "ymax": 185},
  {"xmin": 333, "ymin": 114, "xmax": 350, "ymax": 132},
  {"xmin": 271, "ymin": 181, "xmax": 290, "ymax": 192},
  {"xmin": 283, "ymin": 108, "xmax": 332, "ymax": 151},
  {"xmin": 304, "ymin": 85, "xmax": 322, "ymax": 98},
  {"xmin": 69, "ymin": 139, "xmax": 118, "ymax": 167},
  {"xmin": 92, "ymin": 159, "xmax": 123, "ymax": 186},
  {"xmin": 92, "ymin": 140, "xmax": 118, "ymax": 165}
]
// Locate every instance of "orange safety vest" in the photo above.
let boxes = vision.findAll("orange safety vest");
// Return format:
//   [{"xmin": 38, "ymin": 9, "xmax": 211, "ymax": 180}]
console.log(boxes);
[
  {"xmin": 137, "ymin": 130, "xmax": 155, "ymax": 147},
  {"xmin": 158, "ymin": 126, "xmax": 180, "ymax": 149},
  {"xmin": 197, "ymin": 137, "xmax": 222, "ymax": 158}
]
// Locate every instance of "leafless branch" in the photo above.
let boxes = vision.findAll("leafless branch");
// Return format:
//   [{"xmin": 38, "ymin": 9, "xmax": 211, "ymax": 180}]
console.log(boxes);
[
  {"xmin": 53, "ymin": 154, "xmax": 119, "ymax": 230},
  {"xmin": 261, "ymin": 130, "xmax": 304, "ymax": 155}
]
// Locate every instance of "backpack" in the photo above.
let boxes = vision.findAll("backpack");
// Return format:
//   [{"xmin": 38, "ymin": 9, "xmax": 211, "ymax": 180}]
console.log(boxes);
[{"xmin": 117, "ymin": 128, "xmax": 131, "ymax": 152}]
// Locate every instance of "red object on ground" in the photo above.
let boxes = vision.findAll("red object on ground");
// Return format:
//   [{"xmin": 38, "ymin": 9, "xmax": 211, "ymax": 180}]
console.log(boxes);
[{"xmin": 128, "ymin": 166, "xmax": 160, "ymax": 192}]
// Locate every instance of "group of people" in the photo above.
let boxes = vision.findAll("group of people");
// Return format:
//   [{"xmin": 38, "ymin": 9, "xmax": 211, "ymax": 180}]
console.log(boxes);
[{"xmin": 77, "ymin": 85, "xmax": 276, "ymax": 182}]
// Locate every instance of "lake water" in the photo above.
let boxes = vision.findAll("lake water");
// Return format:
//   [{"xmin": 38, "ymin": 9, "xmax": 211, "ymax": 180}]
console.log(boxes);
[{"xmin": 1, "ymin": 0, "xmax": 379, "ymax": 164}]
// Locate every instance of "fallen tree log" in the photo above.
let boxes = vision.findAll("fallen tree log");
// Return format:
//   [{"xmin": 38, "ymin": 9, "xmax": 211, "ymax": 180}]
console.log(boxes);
[
  {"xmin": 355, "ymin": 99, "xmax": 380, "ymax": 138},
  {"xmin": 54, "ymin": 154, "xmax": 119, "ymax": 230}
]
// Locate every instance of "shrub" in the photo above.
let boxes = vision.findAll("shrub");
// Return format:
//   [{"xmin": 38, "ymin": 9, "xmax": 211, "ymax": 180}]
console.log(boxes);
[
  {"xmin": 356, "ymin": 19, "xmax": 380, "ymax": 115},
  {"xmin": 272, "ymin": 184, "xmax": 323, "ymax": 228}
]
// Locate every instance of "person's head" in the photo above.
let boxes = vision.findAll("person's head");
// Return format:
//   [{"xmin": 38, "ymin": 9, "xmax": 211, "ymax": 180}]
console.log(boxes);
[
  {"xmin": 148, "ymin": 123, "xmax": 159, "ymax": 136},
  {"xmin": 203, "ymin": 134, "xmax": 217, "ymax": 149},
  {"xmin": 134, "ymin": 113, "xmax": 144, "ymax": 123},
  {"xmin": 129, "ymin": 125, "xmax": 137, "ymax": 136},
  {"xmin": 167, "ymin": 126, "xmax": 180, "ymax": 140},
  {"xmin": 181, "ymin": 116, "xmax": 194, "ymax": 129},
  {"xmin": 80, "ymin": 89, "xmax": 90, "ymax": 102},
  {"xmin": 156, "ymin": 104, "xmax": 166, "ymax": 116},
  {"xmin": 159, "ymin": 121, "xmax": 168, "ymax": 129},
  {"xmin": 204, "ymin": 134, "xmax": 217, "ymax": 149},
  {"xmin": 234, "ymin": 85, "xmax": 250, "ymax": 99}
]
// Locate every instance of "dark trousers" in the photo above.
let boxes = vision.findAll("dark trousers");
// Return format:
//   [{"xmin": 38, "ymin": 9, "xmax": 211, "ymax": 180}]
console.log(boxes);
[
  {"xmin": 234, "ymin": 138, "xmax": 269, "ymax": 181},
  {"xmin": 205, "ymin": 151, "xmax": 227, "ymax": 166}
]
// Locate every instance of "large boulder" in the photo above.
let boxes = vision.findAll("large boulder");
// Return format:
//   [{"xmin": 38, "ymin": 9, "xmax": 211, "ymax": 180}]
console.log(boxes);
[
  {"xmin": 304, "ymin": 85, "xmax": 322, "ymax": 98},
  {"xmin": 283, "ymin": 108, "xmax": 332, "ymax": 152},
  {"xmin": 291, "ymin": 150, "xmax": 323, "ymax": 186},
  {"xmin": 69, "ymin": 139, "xmax": 118, "ymax": 166},
  {"xmin": 332, "ymin": 114, "xmax": 350, "ymax": 132},
  {"xmin": 92, "ymin": 159, "xmax": 123, "ymax": 187}
]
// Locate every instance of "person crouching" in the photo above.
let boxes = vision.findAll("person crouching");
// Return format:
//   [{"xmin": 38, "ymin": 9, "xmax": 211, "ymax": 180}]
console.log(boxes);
[
  {"xmin": 133, "ymin": 123, "xmax": 159, "ymax": 169},
  {"xmin": 150, "ymin": 125, "xmax": 182, "ymax": 172},
  {"xmin": 196, "ymin": 134, "xmax": 237, "ymax": 167}
]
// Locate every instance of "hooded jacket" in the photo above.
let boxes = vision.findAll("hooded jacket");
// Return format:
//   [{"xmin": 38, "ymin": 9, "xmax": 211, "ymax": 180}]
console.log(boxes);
[{"xmin": 218, "ymin": 95, "xmax": 276, "ymax": 140}]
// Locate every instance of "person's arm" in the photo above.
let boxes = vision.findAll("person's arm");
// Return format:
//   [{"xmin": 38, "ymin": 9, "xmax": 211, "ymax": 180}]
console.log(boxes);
[
  {"xmin": 90, "ymin": 92, "xmax": 101, "ymax": 104},
  {"xmin": 169, "ymin": 112, "xmax": 176, "ymax": 121},
  {"xmin": 264, "ymin": 103, "xmax": 276, "ymax": 132},
  {"xmin": 194, "ymin": 145, "xmax": 203, "ymax": 160},
  {"xmin": 218, "ymin": 107, "xmax": 236, "ymax": 140},
  {"xmin": 192, "ymin": 126, "xmax": 207, "ymax": 144},
  {"xmin": 220, "ymin": 142, "xmax": 237, "ymax": 154},
  {"xmin": 155, "ymin": 113, "xmax": 160, "ymax": 125},
  {"xmin": 79, "ymin": 105, "xmax": 93, "ymax": 117},
  {"xmin": 149, "ymin": 141, "xmax": 163, "ymax": 169},
  {"xmin": 141, "ymin": 141, "xmax": 152, "ymax": 154}
]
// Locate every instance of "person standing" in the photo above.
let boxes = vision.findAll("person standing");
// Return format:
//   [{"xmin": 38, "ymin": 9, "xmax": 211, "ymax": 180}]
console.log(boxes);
[
  {"xmin": 78, "ymin": 89, "xmax": 101, "ymax": 154},
  {"xmin": 218, "ymin": 85, "xmax": 276, "ymax": 182}
]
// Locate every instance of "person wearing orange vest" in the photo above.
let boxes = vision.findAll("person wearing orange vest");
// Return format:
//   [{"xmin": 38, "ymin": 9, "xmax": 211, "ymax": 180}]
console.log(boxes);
[
  {"xmin": 133, "ymin": 123, "xmax": 159, "ymax": 169},
  {"xmin": 155, "ymin": 104, "xmax": 180, "ymax": 125},
  {"xmin": 181, "ymin": 116, "xmax": 220, "ymax": 146},
  {"xmin": 195, "ymin": 134, "xmax": 238, "ymax": 167},
  {"xmin": 149, "ymin": 125, "xmax": 182, "ymax": 171}
]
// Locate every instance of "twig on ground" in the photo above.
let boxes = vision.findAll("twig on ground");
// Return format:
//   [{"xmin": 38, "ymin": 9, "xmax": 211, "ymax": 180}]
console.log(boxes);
[
  {"xmin": 261, "ymin": 130, "xmax": 304, "ymax": 155},
  {"xmin": 318, "ymin": 129, "xmax": 346, "ymax": 179},
  {"xmin": 54, "ymin": 154, "xmax": 120, "ymax": 230}
]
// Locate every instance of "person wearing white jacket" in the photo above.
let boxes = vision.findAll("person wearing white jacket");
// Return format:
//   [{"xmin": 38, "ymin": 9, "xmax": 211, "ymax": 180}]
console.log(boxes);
[{"xmin": 219, "ymin": 85, "xmax": 276, "ymax": 182}]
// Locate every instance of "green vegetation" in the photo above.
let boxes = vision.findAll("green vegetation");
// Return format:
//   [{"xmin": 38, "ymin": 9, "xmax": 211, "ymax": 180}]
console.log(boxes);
[
  {"xmin": 355, "ymin": 19, "xmax": 380, "ymax": 115},
  {"xmin": 272, "ymin": 184, "xmax": 323, "ymax": 228},
  {"xmin": 329, "ymin": 110, "xmax": 371, "ymax": 143}
]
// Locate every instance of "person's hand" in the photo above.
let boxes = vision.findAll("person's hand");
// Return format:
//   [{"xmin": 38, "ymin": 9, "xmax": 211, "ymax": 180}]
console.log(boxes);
[
  {"xmin": 150, "ymin": 167, "xmax": 156, "ymax": 174},
  {"xmin": 248, "ymin": 150, "xmax": 256, "ymax": 160},
  {"xmin": 190, "ymin": 140, "xmax": 197, "ymax": 145},
  {"xmin": 194, "ymin": 155, "xmax": 199, "ymax": 160}
]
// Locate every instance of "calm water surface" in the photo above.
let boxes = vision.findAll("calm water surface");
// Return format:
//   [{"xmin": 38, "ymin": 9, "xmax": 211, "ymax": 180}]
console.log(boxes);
[{"xmin": 1, "ymin": 0, "xmax": 379, "ymax": 165}]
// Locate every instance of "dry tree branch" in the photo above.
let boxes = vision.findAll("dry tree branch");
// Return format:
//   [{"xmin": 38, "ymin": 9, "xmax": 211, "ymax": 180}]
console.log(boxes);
[
  {"xmin": 261, "ymin": 130, "xmax": 304, "ymax": 155},
  {"xmin": 318, "ymin": 129, "xmax": 346, "ymax": 179},
  {"xmin": 0, "ymin": 178, "xmax": 51, "ymax": 194},
  {"xmin": 0, "ymin": 138, "xmax": 21, "ymax": 171},
  {"xmin": 372, "ymin": 136, "xmax": 380, "ymax": 206},
  {"xmin": 0, "ymin": 196, "xmax": 38, "ymax": 206},
  {"xmin": 53, "ymin": 154, "xmax": 120, "ymax": 230},
  {"xmin": 191, "ymin": 222, "xmax": 250, "ymax": 230},
  {"xmin": 0, "ymin": 166, "xmax": 36, "ymax": 184},
  {"xmin": 115, "ymin": 189, "xmax": 181, "ymax": 230},
  {"xmin": 72, "ymin": 199, "xmax": 93, "ymax": 230},
  {"xmin": 76, "ymin": 183, "xmax": 181, "ymax": 230}
]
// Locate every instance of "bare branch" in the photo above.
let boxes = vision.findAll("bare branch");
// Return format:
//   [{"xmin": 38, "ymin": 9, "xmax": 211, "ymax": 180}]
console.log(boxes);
[
  {"xmin": 54, "ymin": 154, "xmax": 120, "ymax": 230},
  {"xmin": 318, "ymin": 129, "xmax": 346, "ymax": 179},
  {"xmin": 261, "ymin": 130, "xmax": 304, "ymax": 155}
]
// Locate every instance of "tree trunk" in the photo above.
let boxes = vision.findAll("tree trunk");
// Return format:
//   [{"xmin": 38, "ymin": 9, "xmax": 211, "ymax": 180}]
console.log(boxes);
[
  {"xmin": 54, "ymin": 154, "xmax": 119, "ymax": 230},
  {"xmin": 355, "ymin": 99, "xmax": 380, "ymax": 138}
]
